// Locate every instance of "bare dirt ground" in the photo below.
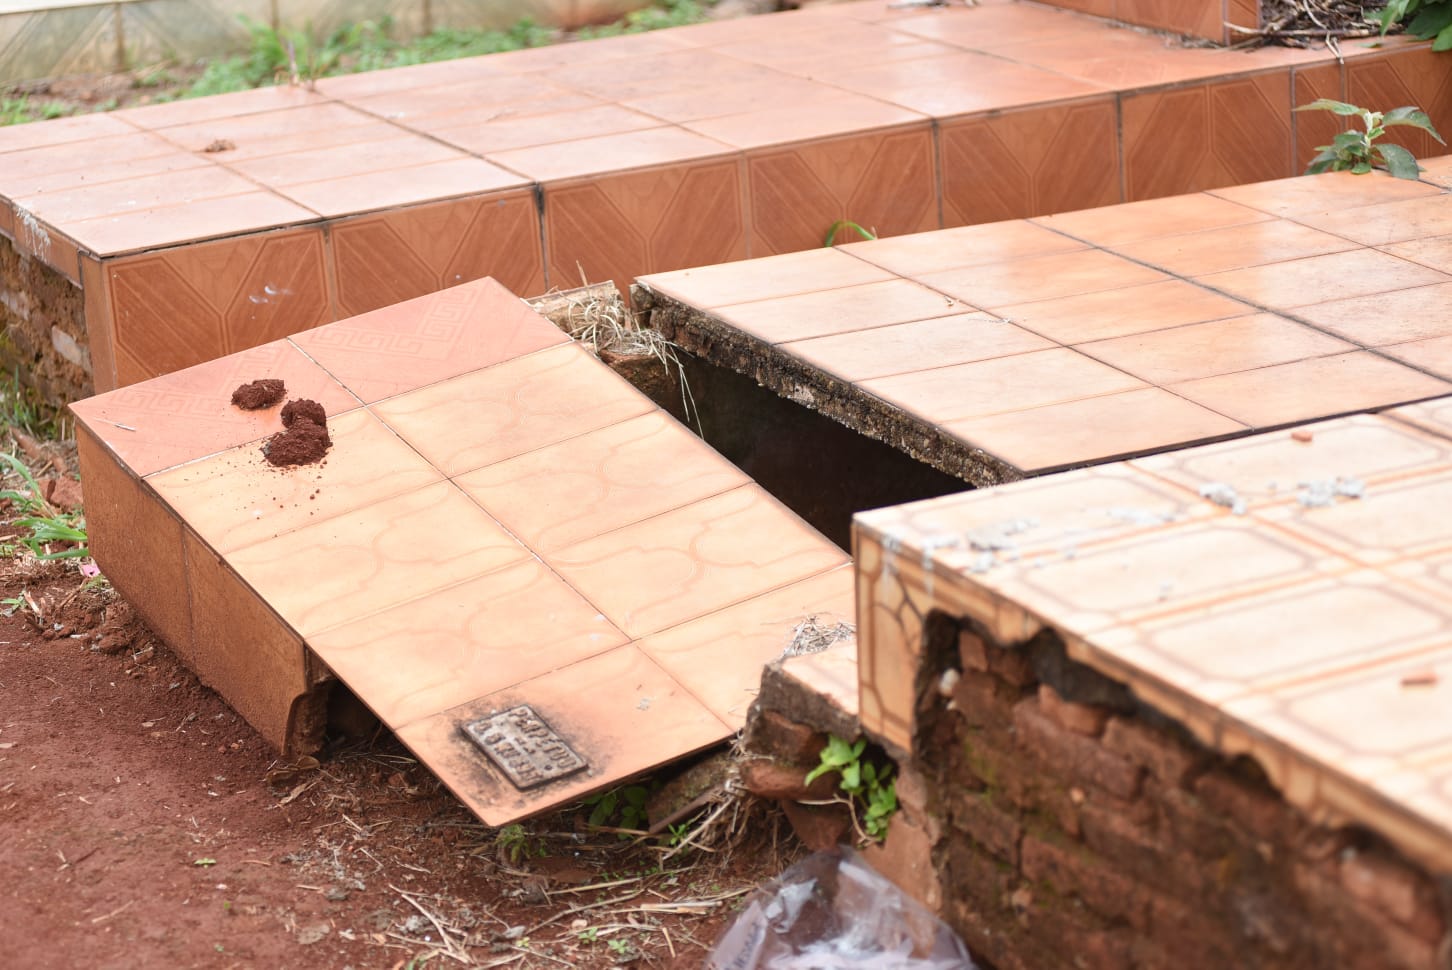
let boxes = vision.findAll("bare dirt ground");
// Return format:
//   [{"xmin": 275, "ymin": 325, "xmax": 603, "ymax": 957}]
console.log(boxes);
[{"xmin": 0, "ymin": 536, "xmax": 796, "ymax": 969}]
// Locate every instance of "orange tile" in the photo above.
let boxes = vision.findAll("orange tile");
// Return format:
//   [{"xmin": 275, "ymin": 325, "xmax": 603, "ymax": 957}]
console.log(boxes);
[
  {"xmin": 6, "ymin": 149, "xmax": 212, "ymax": 203},
  {"xmin": 779, "ymin": 312, "xmax": 1053, "ymax": 382},
  {"xmin": 919, "ymin": 248, "xmax": 1168, "ymax": 309},
  {"xmin": 1122, "ymin": 71, "xmax": 1294, "ymax": 201},
  {"xmin": 148, "ymin": 408, "xmax": 443, "ymax": 555},
  {"xmin": 942, "ymin": 387, "xmax": 1245, "ymax": 473},
  {"xmin": 222, "ymin": 134, "xmax": 464, "ymax": 187},
  {"xmin": 277, "ymin": 157, "xmax": 530, "ymax": 218},
  {"xmin": 638, "ymin": 247, "xmax": 892, "ymax": 308},
  {"xmin": 10, "ymin": 212, "xmax": 81, "ymax": 284},
  {"xmin": 0, "ymin": 130, "xmax": 193, "ymax": 198},
  {"xmin": 1292, "ymin": 194, "xmax": 1452, "ymax": 248},
  {"xmin": 542, "ymin": 159, "xmax": 747, "ymax": 290},
  {"xmin": 888, "ymin": 4, "xmax": 1113, "ymax": 50},
  {"xmin": 327, "ymin": 191, "xmax": 545, "ymax": 318},
  {"xmin": 68, "ymin": 337, "xmax": 359, "ymax": 477},
  {"xmin": 225, "ymin": 480, "xmax": 531, "ymax": 637},
  {"xmin": 395, "ymin": 645, "xmax": 727, "ymax": 826},
  {"xmin": 1347, "ymin": 46, "xmax": 1452, "ymax": 161},
  {"xmin": 1295, "ymin": 282, "xmax": 1452, "ymax": 346},
  {"xmin": 747, "ymin": 37, "xmax": 959, "ymax": 84},
  {"xmin": 1208, "ymin": 169, "xmax": 1442, "ymax": 218},
  {"xmin": 114, "ymin": 85, "xmax": 326, "ymax": 130},
  {"xmin": 307, "ymin": 557, "xmax": 630, "ymax": 729},
  {"xmin": 1113, "ymin": 219, "xmax": 1358, "ymax": 276},
  {"xmin": 1383, "ymin": 235, "xmax": 1452, "ymax": 274},
  {"xmin": 372, "ymin": 343, "xmax": 656, "ymax": 476},
  {"xmin": 624, "ymin": 75, "xmax": 842, "ymax": 124},
  {"xmin": 1197, "ymin": 249, "xmax": 1449, "ymax": 309},
  {"xmin": 15, "ymin": 163, "xmax": 259, "ymax": 226},
  {"xmin": 1261, "ymin": 469, "xmax": 1452, "ymax": 567},
  {"xmin": 79, "ymin": 255, "xmax": 118, "ymax": 393},
  {"xmin": 289, "ymin": 277, "xmax": 568, "ymax": 403},
  {"xmin": 455, "ymin": 410, "xmax": 749, "ymax": 553},
  {"xmin": 392, "ymin": 93, "xmax": 604, "ymax": 135},
  {"xmin": 861, "ymin": 346, "xmax": 1146, "ymax": 425},
  {"xmin": 545, "ymin": 48, "xmax": 783, "ymax": 103},
  {"xmin": 853, "ymin": 525, "xmax": 931, "ymax": 754},
  {"xmin": 939, "ymin": 96, "xmax": 1120, "ymax": 226},
  {"xmin": 104, "ymin": 227, "xmax": 334, "ymax": 386},
  {"xmin": 714, "ymin": 278, "xmax": 967, "ymax": 344},
  {"xmin": 1418, "ymin": 154, "xmax": 1452, "ymax": 190},
  {"xmin": 828, "ymin": 50, "xmax": 1107, "ymax": 116},
  {"xmin": 63, "ymin": 191, "xmax": 320, "ymax": 258},
  {"xmin": 744, "ymin": 126, "xmax": 938, "ymax": 256},
  {"xmin": 984, "ymin": 282, "xmax": 1252, "ymax": 346},
  {"xmin": 337, "ymin": 72, "xmax": 572, "ymax": 124},
  {"xmin": 1034, "ymin": 191, "xmax": 1275, "ymax": 248},
  {"xmin": 314, "ymin": 55, "xmax": 514, "ymax": 99},
  {"xmin": 1076, "ymin": 313, "xmax": 1353, "ymax": 384},
  {"xmin": 489, "ymin": 126, "xmax": 734, "ymax": 182},
  {"xmin": 1114, "ymin": 0, "xmax": 1221, "ymax": 40},
  {"xmin": 681, "ymin": 92, "xmax": 928, "ymax": 150},
  {"xmin": 1292, "ymin": 62, "xmax": 1346, "ymax": 172},
  {"xmin": 1382, "ymin": 337, "xmax": 1452, "ymax": 380},
  {"xmin": 840, "ymin": 219, "xmax": 1085, "ymax": 276},
  {"xmin": 151, "ymin": 103, "xmax": 383, "ymax": 158},
  {"xmin": 547, "ymin": 484, "xmax": 848, "ymax": 638},
  {"xmin": 427, "ymin": 104, "xmax": 663, "ymax": 155},
  {"xmin": 1170, "ymin": 352, "xmax": 1452, "ymax": 428},
  {"xmin": 639, "ymin": 564, "xmax": 856, "ymax": 728},
  {"xmin": 1000, "ymin": 28, "xmax": 1306, "ymax": 89}
]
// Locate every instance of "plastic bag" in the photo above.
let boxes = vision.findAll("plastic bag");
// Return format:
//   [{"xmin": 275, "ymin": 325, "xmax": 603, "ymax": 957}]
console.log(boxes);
[{"xmin": 707, "ymin": 848, "xmax": 978, "ymax": 970}]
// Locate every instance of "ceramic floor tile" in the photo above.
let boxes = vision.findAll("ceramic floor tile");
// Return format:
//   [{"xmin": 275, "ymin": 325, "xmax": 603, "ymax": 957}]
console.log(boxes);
[
  {"xmin": 1112, "ymin": 219, "xmax": 1359, "ymax": 277},
  {"xmin": 887, "ymin": 4, "xmax": 1111, "ymax": 50},
  {"xmin": 227, "ymin": 480, "xmax": 531, "ymax": 637},
  {"xmin": 392, "ymin": 93, "xmax": 605, "ymax": 137},
  {"xmin": 839, "ymin": 220, "xmax": 1086, "ymax": 277},
  {"xmin": 0, "ymin": 112, "xmax": 137, "ymax": 154},
  {"xmin": 151, "ymin": 103, "xmax": 384, "ymax": 159},
  {"xmin": 1033, "ymin": 191, "xmax": 1274, "ymax": 248},
  {"xmin": 114, "ymin": 84, "xmax": 326, "ymax": 130},
  {"xmin": 638, "ymin": 247, "xmax": 893, "ymax": 308},
  {"xmin": 148, "ymin": 408, "xmax": 443, "ymax": 555},
  {"xmin": 1170, "ymin": 352, "xmax": 1452, "ymax": 428},
  {"xmin": 373, "ymin": 343, "xmax": 656, "ymax": 476},
  {"xmin": 919, "ymin": 249, "xmax": 1169, "ymax": 310},
  {"xmin": 678, "ymin": 92, "xmax": 928, "ymax": 150},
  {"xmin": 942, "ymin": 387, "xmax": 1246, "ymax": 474},
  {"xmin": 1382, "ymin": 337, "xmax": 1452, "ymax": 380},
  {"xmin": 276, "ymin": 157, "xmax": 530, "ymax": 218},
  {"xmin": 1347, "ymin": 46, "xmax": 1452, "ymax": 162},
  {"xmin": 861, "ymin": 346, "xmax": 1147, "ymax": 426},
  {"xmin": 1260, "ymin": 469, "xmax": 1452, "ymax": 567},
  {"xmin": 1197, "ymin": 250, "xmax": 1450, "ymax": 310},
  {"xmin": 6, "ymin": 150, "xmax": 214, "ymax": 204},
  {"xmin": 223, "ymin": 134, "xmax": 464, "ymax": 187},
  {"xmin": 544, "ymin": 48, "xmax": 782, "ymax": 103},
  {"xmin": 289, "ymin": 277, "xmax": 568, "ymax": 404},
  {"xmin": 639, "ymin": 565, "xmax": 856, "ymax": 727},
  {"xmin": 713, "ymin": 278, "xmax": 968, "ymax": 345},
  {"xmin": 334, "ymin": 75, "xmax": 581, "ymax": 125},
  {"xmin": 1289, "ymin": 193, "xmax": 1452, "ymax": 248},
  {"xmin": 1208, "ymin": 170, "xmax": 1443, "ymax": 218},
  {"xmin": 997, "ymin": 29, "xmax": 1302, "ymax": 90},
  {"xmin": 1294, "ymin": 282, "xmax": 1452, "ymax": 346},
  {"xmin": 313, "ymin": 55, "xmax": 514, "ymax": 99},
  {"xmin": 69, "ymin": 338, "xmax": 359, "ymax": 477},
  {"xmin": 1385, "ymin": 397, "xmax": 1452, "ymax": 440},
  {"xmin": 454, "ymin": 410, "xmax": 750, "ymax": 553},
  {"xmin": 307, "ymin": 557, "xmax": 630, "ymax": 730},
  {"xmin": 1076, "ymin": 313, "xmax": 1354, "ymax": 385},
  {"xmin": 0, "ymin": 130, "xmax": 192, "ymax": 198},
  {"xmin": 832, "ymin": 52, "xmax": 1108, "ymax": 117},
  {"xmin": 16, "ymin": 164, "xmax": 259, "ymax": 226},
  {"xmin": 547, "ymin": 484, "xmax": 848, "ymax": 638},
  {"xmin": 994, "ymin": 279, "xmax": 1254, "ymax": 344},
  {"xmin": 426, "ymin": 104, "xmax": 663, "ymax": 155},
  {"xmin": 1382, "ymin": 235, "xmax": 1452, "ymax": 274},
  {"xmin": 623, "ymin": 75, "xmax": 842, "ymax": 125},
  {"xmin": 395, "ymin": 645, "xmax": 728, "ymax": 826},
  {"xmin": 63, "ymin": 191, "xmax": 320, "ymax": 258},
  {"xmin": 778, "ymin": 312, "xmax": 1054, "ymax": 383},
  {"xmin": 485, "ymin": 126, "xmax": 734, "ymax": 182}
]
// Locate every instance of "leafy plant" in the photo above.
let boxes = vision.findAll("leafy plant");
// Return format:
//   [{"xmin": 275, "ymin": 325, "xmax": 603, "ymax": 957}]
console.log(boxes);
[
  {"xmin": 1296, "ymin": 99, "xmax": 1444, "ymax": 179},
  {"xmin": 804, "ymin": 735, "xmax": 898, "ymax": 842},
  {"xmin": 823, "ymin": 219, "xmax": 877, "ymax": 248},
  {"xmin": 584, "ymin": 784, "xmax": 650, "ymax": 835},
  {"xmin": 494, "ymin": 822, "xmax": 546, "ymax": 863},
  {"xmin": 0, "ymin": 453, "xmax": 88, "ymax": 560},
  {"xmin": 578, "ymin": 0, "xmax": 707, "ymax": 38},
  {"xmin": 1377, "ymin": 0, "xmax": 1452, "ymax": 49}
]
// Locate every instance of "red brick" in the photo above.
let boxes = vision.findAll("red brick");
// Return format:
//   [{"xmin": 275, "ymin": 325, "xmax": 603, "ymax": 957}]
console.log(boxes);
[
  {"xmin": 950, "ymin": 789, "xmax": 1023, "ymax": 866},
  {"xmin": 738, "ymin": 758, "xmax": 838, "ymax": 801},
  {"xmin": 1038, "ymin": 684, "xmax": 1110, "ymax": 737},
  {"xmin": 780, "ymin": 799, "xmax": 850, "ymax": 852},
  {"xmin": 1021, "ymin": 835, "xmax": 1149, "ymax": 928},
  {"xmin": 945, "ymin": 839, "xmax": 1017, "ymax": 918},
  {"xmin": 1077, "ymin": 800, "xmax": 1169, "ymax": 914},
  {"xmin": 960, "ymin": 629, "xmax": 989, "ymax": 671},
  {"xmin": 1339, "ymin": 848, "xmax": 1445, "ymax": 941},
  {"xmin": 1153, "ymin": 783, "xmax": 1232, "ymax": 862},
  {"xmin": 1193, "ymin": 769, "xmax": 1296, "ymax": 843},
  {"xmin": 1295, "ymin": 859, "xmax": 1444, "ymax": 970},
  {"xmin": 951, "ymin": 668, "xmax": 1019, "ymax": 730},
  {"xmin": 862, "ymin": 806, "xmax": 942, "ymax": 912},
  {"xmin": 1103, "ymin": 716, "xmax": 1201, "ymax": 787},
  {"xmin": 1013, "ymin": 696, "xmax": 1143, "ymax": 800},
  {"xmin": 744, "ymin": 709, "xmax": 825, "ymax": 764}
]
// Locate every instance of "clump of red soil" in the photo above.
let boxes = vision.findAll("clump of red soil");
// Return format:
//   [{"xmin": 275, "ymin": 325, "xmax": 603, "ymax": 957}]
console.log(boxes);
[
  {"xmin": 262, "ymin": 398, "xmax": 331, "ymax": 468},
  {"xmin": 231, "ymin": 378, "xmax": 286, "ymax": 410}
]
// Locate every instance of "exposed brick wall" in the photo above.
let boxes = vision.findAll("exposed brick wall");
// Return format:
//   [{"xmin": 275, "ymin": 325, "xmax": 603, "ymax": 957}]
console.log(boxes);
[
  {"xmin": 0, "ymin": 235, "xmax": 90, "ymax": 409},
  {"xmin": 915, "ymin": 614, "xmax": 1452, "ymax": 970}
]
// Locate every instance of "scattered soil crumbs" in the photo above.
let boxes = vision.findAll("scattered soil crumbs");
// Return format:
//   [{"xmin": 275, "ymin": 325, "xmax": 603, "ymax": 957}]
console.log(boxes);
[
  {"xmin": 280, "ymin": 398, "xmax": 326, "ymax": 429},
  {"xmin": 263, "ymin": 407, "xmax": 330, "ymax": 468},
  {"xmin": 231, "ymin": 378, "xmax": 286, "ymax": 410}
]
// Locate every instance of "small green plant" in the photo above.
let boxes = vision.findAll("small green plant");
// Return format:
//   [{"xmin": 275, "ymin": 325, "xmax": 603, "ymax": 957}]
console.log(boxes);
[
  {"xmin": 823, "ymin": 219, "xmax": 877, "ymax": 248},
  {"xmin": 577, "ymin": 926, "xmax": 600, "ymax": 944},
  {"xmin": 584, "ymin": 784, "xmax": 650, "ymax": 835},
  {"xmin": 607, "ymin": 937, "xmax": 634, "ymax": 957},
  {"xmin": 1377, "ymin": 0, "xmax": 1452, "ymax": 49},
  {"xmin": 1296, "ymin": 99, "xmax": 1444, "ymax": 179},
  {"xmin": 0, "ymin": 453, "xmax": 87, "ymax": 560},
  {"xmin": 494, "ymin": 822, "xmax": 546, "ymax": 863},
  {"xmin": 804, "ymin": 735, "xmax": 898, "ymax": 842}
]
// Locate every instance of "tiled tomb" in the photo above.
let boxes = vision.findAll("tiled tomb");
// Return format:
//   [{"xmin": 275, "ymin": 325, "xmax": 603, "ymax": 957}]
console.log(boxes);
[
  {"xmin": 4, "ymin": 0, "xmax": 1448, "ymax": 400},
  {"xmin": 69, "ymin": 276, "xmax": 854, "ymax": 824},
  {"xmin": 640, "ymin": 167, "xmax": 1452, "ymax": 484}
]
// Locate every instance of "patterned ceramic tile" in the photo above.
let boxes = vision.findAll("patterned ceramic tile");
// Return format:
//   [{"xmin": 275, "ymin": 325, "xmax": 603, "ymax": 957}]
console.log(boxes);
[
  {"xmin": 1197, "ymin": 249, "xmax": 1449, "ymax": 309},
  {"xmin": 713, "ymin": 279, "xmax": 968, "ymax": 345},
  {"xmin": 289, "ymin": 277, "xmax": 568, "ymax": 403},
  {"xmin": 1114, "ymin": 0, "xmax": 1221, "ymax": 40},
  {"xmin": 778, "ymin": 313, "xmax": 1053, "ymax": 383},
  {"xmin": 638, "ymin": 247, "xmax": 892, "ymax": 308},
  {"xmin": 1259, "ymin": 469, "xmax": 1452, "ymax": 567},
  {"xmin": 454, "ymin": 410, "xmax": 749, "ymax": 553},
  {"xmin": 372, "ymin": 343, "xmax": 656, "ymax": 476},
  {"xmin": 939, "ymin": 96, "xmax": 1120, "ymax": 226},
  {"xmin": 1385, "ymin": 396, "xmax": 1452, "ymax": 441},
  {"xmin": 853, "ymin": 520, "xmax": 932, "ymax": 754},
  {"xmin": 639, "ymin": 564, "xmax": 856, "ymax": 727},
  {"xmin": 745, "ymin": 126, "xmax": 938, "ymax": 256},
  {"xmin": 1347, "ymin": 46, "xmax": 1452, "ymax": 161},
  {"xmin": 839, "ymin": 219, "xmax": 1085, "ymax": 277},
  {"xmin": 547, "ymin": 484, "xmax": 848, "ymax": 638},
  {"xmin": 78, "ymin": 254, "xmax": 119, "ymax": 393},
  {"xmin": 917, "ymin": 248, "xmax": 1168, "ymax": 309},
  {"xmin": 1033, "ymin": 191, "xmax": 1275, "ymax": 248},
  {"xmin": 1111, "ymin": 219, "xmax": 1358, "ymax": 277},
  {"xmin": 396, "ymin": 645, "xmax": 727, "ymax": 826},
  {"xmin": 1292, "ymin": 62, "xmax": 1346, "ymax": 172}
]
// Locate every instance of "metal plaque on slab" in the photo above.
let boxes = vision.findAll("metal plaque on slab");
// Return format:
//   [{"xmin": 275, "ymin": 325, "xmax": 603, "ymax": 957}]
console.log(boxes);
[{"xmin": 462, "ymin": 705, "xmax": 587, "ymax": 790}]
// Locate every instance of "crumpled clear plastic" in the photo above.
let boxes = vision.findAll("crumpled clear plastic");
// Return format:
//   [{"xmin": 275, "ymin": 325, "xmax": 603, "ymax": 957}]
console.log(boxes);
[{"xmin": 706, "ymin": 847, "xmax": 979, "ymax": 970}]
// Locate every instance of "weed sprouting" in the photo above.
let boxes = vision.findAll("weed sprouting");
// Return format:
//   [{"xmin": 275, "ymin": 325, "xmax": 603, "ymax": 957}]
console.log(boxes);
[
  {"xmin": 0, "ymin": 453, "xmax": 87, "ymax": 561},
  {"xmin": 1297, "ymin": 98, "xmax": 1445, "ymax": 178},
  {"xmin": 805, "ymin": 735, "xmax": 898, "ymax": 842},
  {"xmin": 823, "ymin": 219, "xmax": 878, "ymax": 247}
]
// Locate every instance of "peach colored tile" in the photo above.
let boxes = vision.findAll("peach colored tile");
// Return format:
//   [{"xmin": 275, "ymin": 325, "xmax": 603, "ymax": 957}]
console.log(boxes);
[
  {"xmin": 714, "ymin": 278, "xmax": 967, "ymax": 345},
  {"xmin": 15, "ymin": 164, "xmax": 261, "ymax": 226},
  {"xmin": 1113, "ymin": 219, "xmax": 1358, "ymax": 277},
  {"xmin": 290, "ymin": 277, "xmax": 568, "ymax": 403},
  {"xmin": 393, "ymin": 93, "xmax": 604, "ymax": 135},
  {"xmin": 1382, "ymin": 235, "xmax": 1452, "ymax": 274},
  {"xmin": 1295, "ymin": 282, "xmax": 1452, "ymax": 346},
  {"xmin": 779, "ymin": 312, "xmax": 1053, "ymax": 383},
  {"xmin": 222, "ymin": 134, "xmax": 463, "ymax": 187},
  {"xmin": 395, "ymin": 645, "xmax": 727, "ymax": 826},
  {"xmin": 999, "ymin": 29, "xmax": 1297, "ymax": 89},
  {"xmin": 149, "ymin": 408, "xmax": 443, "ymax": 555},
  {"xmin": 1197, "ymin": 249, "xmax": 1449, "ymax": 309},
  {"xmin": 226, "ymin": 480, "xmax": 530, "ymax": 637},
  {"xmin": 1112, "ymin": 0, "xmax": 1221, "ymax": 41},
  {"xmin": 1418, "ymin": 154, "xmax": 1452, "ymax": 189},
  {"xmin": 455, "ymin": 410, "xmax": 749, "ymax": 553},
  {"xmin": 277, "ymin": 157, "xmax": 530, "ymax": 218},
  {"xmin": 1385, "ymin": 396, "xmax": 1452, "ymax": 441},
  {"xmin": 639, "ymin": 247, "xmax": 891, "ymax": 308},
  {"xmin": 888, "ymin": 4, "xmax": 1112, "ymax": 50},
  {"xmin": 0, "ymin": 111, "xmax": 138, "ymax": 153},
  {"xmin": 0, "ymin": 131, "xmax": 191, "ymax": 197},
  {"xmin": 114, "ymin": 85, "xmax": 326, "ymax": 130},
  {"xmin": 861, "ymin": 346, "xmax": 1146, "ymax": 425},
  {"xmin": 11, "ymin": 214, "xmax": 81, "ymax": 283},
  {"xmin": 840, "ymin": 220, "xmax": 1085, "ymax": 277},
  {"xmin": 69, "ymin": 338, "xmax": 359, "ymax": 477},
  {"xmin": 308, "ymin": 557, "xmax": 630, "ymax": 729},
  {"xmin": 994, "ymin": 280, "xmax": 1256, "ymax": 345},
  {"xmin": 779, "ymin": 638, "xmax": 860, "ymax": 720},
  {"xmin": 942, "ymin": 387, "xmax": 1246, "ymax": 473},
  {"xmin": 1261, "ymin": 469, "xmax": 1452, "ymax": 567},
  {"xmin": 63, "ymin": 191, "xmax": 320, "ymax": 258},
  {"xmin": 487, "ymin": 125, "xmax": 734, "ymax": 181},
  {"xmin": 548, "ymin": 484, "xmax": 848, "ymax": 638},
  {"xmin": 939, "ymin": 96, "xmax": 1120, "ymax": 226},
  {"xmin": 1170, "ymin": 352, "xmax": 1452, "ymax": 428},
  {"xmin": 1034, "ymin": 191, "xmax": 1274, "ymax": 248},
  {"xmin": 314, "ymin": 56, "xmax": 514, "ymax": 99},
  {"xmin": 853, "ymin": 523, "xmax": 932, "ymax": 754},
  {"xmin": 624, "ymin": 75, "xmax": 842, "ymax": 124},
  {"xmin": 1208, "ymin": 170, "xmax": 1442, "ymax": 218},
  {"xmin": 1292, "ymin": 62, "xmax": 1347, "ymax": 172},
  {"xmin": 546, "ymin": 48, "xmax": 783, "ymax": 103},
  {"xmin": 919, "ymin": 248, "xmax": 1169, "ymax": 309},
  {"xmin": 5, "ymin": 150, "xmax": 213, "ymax": 202},
  {"xmin": 704, "ymin": 17, "xmax": 938, "ymax": 67},
  {"xmin": 1076, "ymin": 313, "xmax": 1353, "ymax": 385},
  {"xmin": 151, "ymin": 103, "xmax": 383, "ymax": 158},
  {"xmin": 79, "ymin": 254, "xmax": 119, "ymax": 393},
  {"xmin": 682, "ymin": 92, "xmax": 928, "ymax": 150},
  {"xmin": 373, "ymin": 343, "xmax": 656, "ymax": 476},
  {"xmin": 1382, "ymin": 337, "xmax": 1452, "ymax": 380},
  {"xmin": 830, "ymin": 51, "xmax": 1108, "ymax": 116},
  {"xmin": 427, "ymin": 104, "xmax": 663, "ymax": 155},
  {"xmin": 1291, "ymin": 193, "xmax": 1452, "ymax": 247},
  {"xmin": 639, "ymin": 564, "xmax": 856, "ymax": 727}
]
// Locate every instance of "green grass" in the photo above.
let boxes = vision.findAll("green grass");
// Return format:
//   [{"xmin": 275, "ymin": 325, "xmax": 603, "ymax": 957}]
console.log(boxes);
[{"xmin": 1, "ymin": 96, "xmax": 74, "ymax": 126}]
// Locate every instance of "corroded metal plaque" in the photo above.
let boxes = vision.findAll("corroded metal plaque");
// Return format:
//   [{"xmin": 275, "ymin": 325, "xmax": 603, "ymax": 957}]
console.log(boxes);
[{"xmin": 462, "ymin": 705, "xmax": 587, "ymax": 790}]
